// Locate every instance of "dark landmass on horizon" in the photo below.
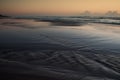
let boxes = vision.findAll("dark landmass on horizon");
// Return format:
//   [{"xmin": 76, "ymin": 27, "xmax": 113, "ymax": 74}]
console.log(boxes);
[{"xmin": 0, "ymin": 14, "xmax": 10, "ymax": 19}]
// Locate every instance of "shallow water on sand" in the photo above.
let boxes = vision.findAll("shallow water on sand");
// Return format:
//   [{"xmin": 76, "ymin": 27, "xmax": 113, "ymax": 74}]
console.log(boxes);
[{"xmin": 0, "ymin": 19, "xmax": 120, "ymax": 52}]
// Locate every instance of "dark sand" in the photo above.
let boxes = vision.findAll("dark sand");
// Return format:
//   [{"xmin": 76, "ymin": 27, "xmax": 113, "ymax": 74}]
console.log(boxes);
[{"xmin": 0, "ymin": 18, "xmax": 120, "ymax": 80}]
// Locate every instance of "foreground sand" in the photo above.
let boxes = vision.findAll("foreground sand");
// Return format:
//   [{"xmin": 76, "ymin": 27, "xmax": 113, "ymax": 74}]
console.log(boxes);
[{"xmin": 0, "ymin": 49, "xmax": 120, "ymax": 80}]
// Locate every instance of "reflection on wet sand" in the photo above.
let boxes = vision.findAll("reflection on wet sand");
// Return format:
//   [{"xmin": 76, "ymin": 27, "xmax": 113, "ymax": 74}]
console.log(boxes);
[
  {"xmin": 1, "ymin": 19, "xmax": 120, "ymax": 50},
  {"xmin": 66, "ymin": 23, "xmax": 120, "ymax": 43},
  {"xmin": 0, "ymin": 19, "xmax": 51, "ymax": 29}
]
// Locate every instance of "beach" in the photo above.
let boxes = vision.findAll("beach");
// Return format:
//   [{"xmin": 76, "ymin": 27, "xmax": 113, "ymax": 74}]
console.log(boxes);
[{"xmin": 0, "ymin": 17, "xmax": 120, "ymax": 80}]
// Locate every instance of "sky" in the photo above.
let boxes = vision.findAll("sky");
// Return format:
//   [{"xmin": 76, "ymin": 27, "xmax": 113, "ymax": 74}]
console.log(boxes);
[{"xmin": 0, "ymin": 0, "xmax": 120, "ymax": 16}]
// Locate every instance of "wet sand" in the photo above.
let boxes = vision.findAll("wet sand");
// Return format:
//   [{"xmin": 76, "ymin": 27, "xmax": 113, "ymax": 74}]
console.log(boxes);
[{"xmin": 0, "ymin": 18, "xmax": 120, "ymax": 80}]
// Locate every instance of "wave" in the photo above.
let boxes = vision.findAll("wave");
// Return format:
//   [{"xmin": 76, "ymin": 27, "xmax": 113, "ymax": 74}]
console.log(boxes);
[{"xmin": 16, "ymin": 16, "xmax": 120, "ymax": 26}]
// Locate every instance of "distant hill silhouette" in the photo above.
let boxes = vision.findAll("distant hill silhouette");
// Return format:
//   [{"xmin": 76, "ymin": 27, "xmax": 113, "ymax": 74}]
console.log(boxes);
[{"xmin": 0, "ymin": 14, "xmax": 9, "ymax": 18}]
